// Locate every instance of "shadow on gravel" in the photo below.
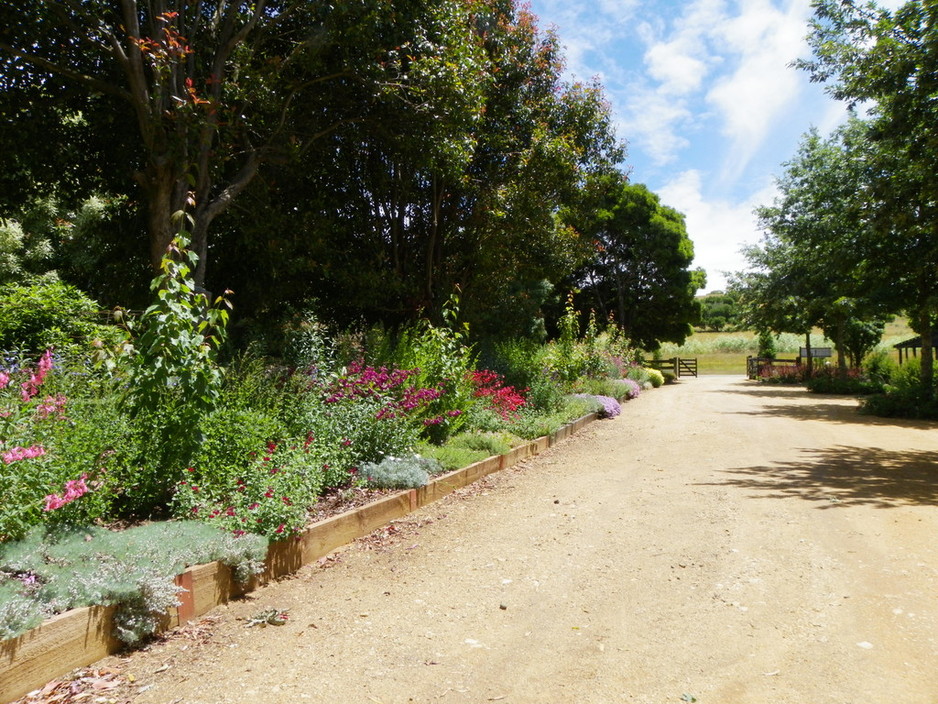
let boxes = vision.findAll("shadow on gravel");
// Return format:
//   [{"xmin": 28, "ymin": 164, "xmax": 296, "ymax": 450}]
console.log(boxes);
[
  {"xmin": 716, "ymin": 384, "xmax": 814, "ymax": 399},
  {"xmin": 706, "ymin": 445, "xmax": 938, "ymax": 508},
  {"xmin": 724, "ymin": 398, "xmax": 937, "ymax": 428}
]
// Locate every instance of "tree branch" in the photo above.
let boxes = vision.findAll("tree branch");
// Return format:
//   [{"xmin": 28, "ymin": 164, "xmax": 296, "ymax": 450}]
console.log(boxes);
[{"xmin": 0, "ymin": 41, "xmax": 131, "ymax": 100}]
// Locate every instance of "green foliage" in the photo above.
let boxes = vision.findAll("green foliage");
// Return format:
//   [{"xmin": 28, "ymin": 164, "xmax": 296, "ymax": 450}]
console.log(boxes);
[
  {"xmin": 565, "ymin": 176, "xmax": 703, "ymax": 349},
  {"xmin": 861, "ymin": 358, "xmax": 938, "ymax": 418},
  {"xmin": 573, "ymin": 376, "xmax": 637, "ymax": 398},
  {"xmin": 448, "ymin": 431, "xmax": 518, "ymax": 457},
  {"xmin": 127, "ymin": 232, "xmax": 229, "ymax": 418},
  {"xmin": 282, "ymin": 306, "xmax": 337, "ymax": 373},
  {"xmin": 291, "ymin": 391, "xmax": 419, "ymax": 489},
  {"xmin": 371, "ymin": 294, "xmax": 476, "ymax": 443},
  {"xmin": 484, "ymin": 338, "xmax": 565, "ymax": 412},
  {"xmin": 626, "ymin": 366, "xmax": 653, "ymax": 386},
  {"xmin": 644, "ymin": 368, "xmax": 665, "ymax": 388},
  {"xmin": 418, "ymin": 443, "xmax": 489, "ymax": 472},
  {"xmin": 841, "ymin": 317, "xmax": 886, "ymax": 369},
  {"xmin": 0, "ymin": 523, "xmax": 265, "ymax": 642},
  {"xmin": 0, "ymin": 196, "xmax": 60, "ymax": 286},
  {"xmin": 863, "ymin": 350, "xmax": 897, "ymax": 388},
  {"xmin": 0, "ymin": 350, "xmax": 129, "ymax": 541},
  {"xmin": 120, "ymin": 231, "xmax": 230, "ymax": 498},
  {"xmin": 359, "ymin": 455, "xmax": 442, "ymax": 490},
  {"xmin": 0, "ymin": 280, "xmax": 113, "ymax": 354},
  {"xmin": 542, "ymin": 296, "xmax": 618, "ymax": 384},
  {"xmin": 757, "ymin": 330, "xmax": 777, "ymax": 359},
  {"xmin": 805, "ymin": 367, "xmax": 879, "ymax": 395},
  {"xmin": 173, "ymin": 440, "xmax": 324, "ymax": 540},
  {"xmin": 697, "ymin": 292, "xmax": 741, "ymax": 331},
  {"xmin": 508, "ymin": 397, "xmax": 596, "ymax": 439}
]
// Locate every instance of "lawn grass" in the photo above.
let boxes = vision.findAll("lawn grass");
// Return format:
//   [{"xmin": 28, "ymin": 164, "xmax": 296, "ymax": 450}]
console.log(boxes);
[{"xmin": 656, "ymin": 317, "xmax": 915, "ymax": 376}]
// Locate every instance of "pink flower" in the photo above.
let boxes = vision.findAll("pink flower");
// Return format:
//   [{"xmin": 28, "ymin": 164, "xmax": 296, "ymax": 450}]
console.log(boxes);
[
  {"xmin": 43, "ymin": 494, "xmax": 66, "ymax": 511},
  {"xmin": 0, "ymin": 371, "xmax": 9, "ymax": 389},
  {"xmin": 62, "ymin": 475, "xmax": 88, "ymax": 501},
  {"xmin": 42, "ymin": 473, "xmax": 89, "ymax": 511},
  {"xmin": 37, "ymin": 349, "xmax": 54, "ymax": 374},
  {"xmin": 2, "ymin": 445, "xmax": 46, "ymax": 464},
  {"xmin": 35, "ymin": 394, "xmax": 67, "ymax": 420}
]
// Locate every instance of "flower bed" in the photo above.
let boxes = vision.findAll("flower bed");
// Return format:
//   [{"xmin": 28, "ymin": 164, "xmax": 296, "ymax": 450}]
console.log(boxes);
[{"xmin": 0, "ymin": 413, "xmax": 596, "ymax": 704}]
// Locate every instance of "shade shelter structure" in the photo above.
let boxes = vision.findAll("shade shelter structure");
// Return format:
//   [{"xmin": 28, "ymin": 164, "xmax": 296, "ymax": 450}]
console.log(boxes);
[{"xmin": 893, "ymin": 332, "xmax": 938, "ymax": 365}]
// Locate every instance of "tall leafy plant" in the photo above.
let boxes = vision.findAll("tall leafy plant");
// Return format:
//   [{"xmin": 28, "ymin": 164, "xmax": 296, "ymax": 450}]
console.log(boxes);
[{"xmin": 121, "ymin": 218, "xmax": 231, "ymax": 510}]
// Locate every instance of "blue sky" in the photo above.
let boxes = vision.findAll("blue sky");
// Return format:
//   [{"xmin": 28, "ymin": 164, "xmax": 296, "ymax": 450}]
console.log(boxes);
[{"xmin": 527, "ymin": 0, "xmax": 902, "ymax": 292}]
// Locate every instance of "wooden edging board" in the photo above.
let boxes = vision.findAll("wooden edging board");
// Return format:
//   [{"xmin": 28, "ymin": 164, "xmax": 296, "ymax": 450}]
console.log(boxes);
[{"xmin": 0, "ymin": 412, "xmax": 599, "ymax": 703}]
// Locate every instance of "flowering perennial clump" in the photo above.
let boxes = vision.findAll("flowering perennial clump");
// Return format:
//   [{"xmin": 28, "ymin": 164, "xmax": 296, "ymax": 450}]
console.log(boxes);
[
  {"xmin": 621, "ymin": 378, "xmax": 642, "ymax": 400},
  {"xmin": 43, "ymin": 474, "xmax": 90, "ymax": 511},
  {"xmin": 325, "ymin": 361, "xmax": 446, "ymax": 425},
  {"xmin": 2, "ymin": 445, "xmax": 46, "ymax": 465},
  {"xmin": 572, "ymin": 393, "xmax": 621, "ymax": 419},
  {"xmin": 469, "ymin": 370, "xmax": 527, "ymax": 420},
  {"xmin": 1, "ymin": 350, "xmax": 59, "ymax": 466}
]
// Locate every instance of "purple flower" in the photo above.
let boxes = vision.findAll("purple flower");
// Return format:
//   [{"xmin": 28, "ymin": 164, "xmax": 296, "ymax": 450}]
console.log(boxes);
[
  {"xmin": 622, "ymin": 378, "xmax": 641, "ymax": 400},
  {"xmin": 595, "ymin": 395, "xmax": 621, "ymax": 418}
]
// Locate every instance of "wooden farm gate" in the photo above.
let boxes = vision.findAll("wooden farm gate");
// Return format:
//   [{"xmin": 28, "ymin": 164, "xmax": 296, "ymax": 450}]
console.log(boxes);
[{"xmin": 648, "ymin": 357, "xmax": 698, "ymax": 378}]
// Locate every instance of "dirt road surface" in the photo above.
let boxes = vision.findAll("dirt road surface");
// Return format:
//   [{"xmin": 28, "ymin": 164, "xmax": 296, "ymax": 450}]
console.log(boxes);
[{"xmin": 115, "ymin": 376, "xmax": 938, "ymax": 704}]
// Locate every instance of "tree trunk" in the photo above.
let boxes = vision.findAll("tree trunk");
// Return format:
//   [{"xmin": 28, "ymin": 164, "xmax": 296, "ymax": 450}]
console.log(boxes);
[
  {"xmin": 835, "ymin": 319, "xmax": 848, "ymax": 376},
  {"xmin": 804, "ymin": 332, "xmax": 813, "ymax": 376},
  {"xmin": 920, "ymin": 311, "xmax": 934, "ymax": 396}
]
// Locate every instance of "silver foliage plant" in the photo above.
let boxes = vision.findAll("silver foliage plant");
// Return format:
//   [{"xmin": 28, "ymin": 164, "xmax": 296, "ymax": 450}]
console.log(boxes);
[{"xmin": 359, "ymin": 455, "xmax": 443, "ymax": 489}]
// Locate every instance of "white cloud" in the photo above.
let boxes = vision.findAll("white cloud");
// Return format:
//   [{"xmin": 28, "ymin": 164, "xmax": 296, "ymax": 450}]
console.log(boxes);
[
  {"xmin": 645, "ymin": 39, "xmax": 708, "ymax": 95},
  {"xmin": 657, "ymin": 170, "xmax": 776, "ymax": 291},
  {"xmin": 623, "ymin": 89, "xmax": 693, "ymax": 166},
  {"xmin": 705, "ymin": 0, "xmax": 813, "ymax": 183}
]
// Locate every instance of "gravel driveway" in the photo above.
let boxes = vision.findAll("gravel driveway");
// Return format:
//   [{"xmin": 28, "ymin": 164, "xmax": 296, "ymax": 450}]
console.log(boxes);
[{"xmin": 112, "ymin": 376, "xmax": 938, "ymax": 704}]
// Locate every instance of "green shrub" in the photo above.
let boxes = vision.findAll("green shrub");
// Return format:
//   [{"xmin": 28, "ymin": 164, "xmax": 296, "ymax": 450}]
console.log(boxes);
[
  {"xmin": 368, "ymin": 294, "xmax": 476, "ymax": 443},
  {"xmin": 805, "ymin": 367, "xmax": 878, "ymax": 394},
  {"xmin": 891, "ymin": 357, "xmax": 921, "ymax": 391},
  {"xmin": 281, "ymin": 305, "xmax": 337, "ymax": 373},
  {"xmin": 645, "ymin": 368, "xmax": 665, "ymax": 388},
  {"xmin": 508, "ymin": 397, "xmax": 595, "ymax": 439},
  {"xmin": 757, "ymin": 330, "xmax": 777, "ymax": 359},
  {"xmin": 0, "ymin": 523, "xmax": 265, "ymax": 642},
  {"xmin": 418, "ymin": 443, "xmax": 489, "ymax": 471},
  {"xmin": 448, "ymin": 431, "xmax": 518, "ymax": 456},
  {"xmin": 173, "ymin": 439, "xmax": 324, "ymax": 539},
  {"xmin": 573, "ymin": 376, "xmax": 643, "ymax": 398},
  {"xmin": 626, "ymin": 366, "xmax": 652, "ymax": 386},
  {"xmin": 861, "ymin": 384, "xmax": 938, "ymax": 419},
  {"xmin": 0, "ymin": 350, "xmax": 132, "ymax": 540},
  {"xmin": 0, "ymin": 280, "xmax": 113, "ymax": 354},
  {"xmin": 120, "ymin": 233, "xmax": 231, "ymax": 492},
  {"xmin": 862, "ymin": 350, "xmax": 896, "ymax": 388}
]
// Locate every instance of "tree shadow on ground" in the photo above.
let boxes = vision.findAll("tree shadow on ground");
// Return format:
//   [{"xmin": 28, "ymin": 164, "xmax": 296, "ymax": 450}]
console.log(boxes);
[
  {"xmin": 703, "ymin": 445, "xmax": 938, "ymax": 509},
  {"xmin": 717, "ymin": 384, "xmax": 812, "ymax": 399},
  {"xmin": 722, "ymin": 394, "xmax": 936, "ymax": 429}
]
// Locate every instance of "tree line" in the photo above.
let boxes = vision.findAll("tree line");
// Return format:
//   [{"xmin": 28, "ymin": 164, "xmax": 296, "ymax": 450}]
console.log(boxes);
[
  {"xmin": 732, "ymin": 0, "xmax": 938, "ymax": 393},
  {"xmin": 0, "ymin": 0, "xmax": 703, "ymax": 351}
]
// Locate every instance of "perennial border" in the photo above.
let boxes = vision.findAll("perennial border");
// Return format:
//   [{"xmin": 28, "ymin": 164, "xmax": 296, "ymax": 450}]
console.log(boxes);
[{"xmin": 0, "ymin": 413, "xmax": 597, "ymax": 703}]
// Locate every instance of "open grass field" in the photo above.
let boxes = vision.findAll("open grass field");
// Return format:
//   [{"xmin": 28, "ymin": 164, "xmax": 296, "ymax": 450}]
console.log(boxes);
[{"xmin": 657, "ymin": 318, "xmax": 915, "ymax": 375}]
